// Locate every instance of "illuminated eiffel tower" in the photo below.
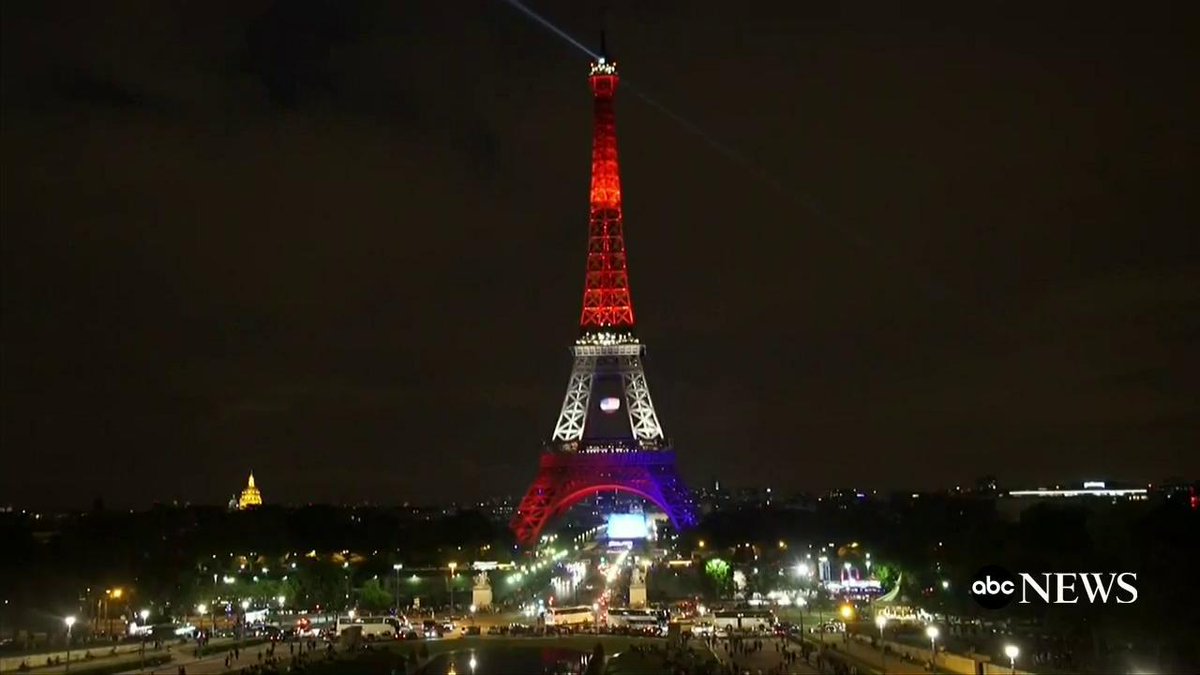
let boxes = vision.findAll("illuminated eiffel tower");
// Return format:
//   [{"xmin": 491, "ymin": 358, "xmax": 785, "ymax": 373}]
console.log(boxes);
[{"xmin": 510, "ymin": 54, "xmax": 697, "ymax": 546}]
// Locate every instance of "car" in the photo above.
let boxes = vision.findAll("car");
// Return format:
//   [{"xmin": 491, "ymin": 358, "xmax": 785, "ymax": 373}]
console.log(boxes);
[
  {"xmin": 487, "ymin": 625, "xmax": 502, "ymax": 635},
  {"xmin": 463, "ymin": 626, "xmax": 481, "ymax": 636},
  {"xmin": 817, "ymin": 621, "xmax": 846, "ymax": 633}
]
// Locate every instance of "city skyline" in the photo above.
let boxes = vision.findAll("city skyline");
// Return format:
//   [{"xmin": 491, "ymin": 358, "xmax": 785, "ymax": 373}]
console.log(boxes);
[{"xmin": 3, "ymin": 2, "xmax": 1197, "ymax": 509}]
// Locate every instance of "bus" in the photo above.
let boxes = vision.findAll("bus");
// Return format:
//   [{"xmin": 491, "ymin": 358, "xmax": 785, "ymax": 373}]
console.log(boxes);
[
  {"xmin": 711, "ymin": 609, "xmax": 775, "ymax": 632},
  {"xmin": 546, "ymin": 606, "xmax": 595, "ymax": 626},
  {"xmin": 625, "ymin": 615, "xmax": 664, "ymax": 635},
  {"xmin": 607, "ymin": 608, "xmax": 667, "ymax": 628},
  {"xmin": 335, "ymin": 615, "xmax": 400, "ymax": 640}
]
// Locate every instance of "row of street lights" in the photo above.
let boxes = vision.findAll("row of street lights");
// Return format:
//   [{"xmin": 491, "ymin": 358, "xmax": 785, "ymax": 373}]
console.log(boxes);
[
  {"xmin": 917, "ymin": 624, "xmax": 1019, "ymax": 674},
  {"xmin": 863, "ymin": 618, "xmax": 1019, "ymax": 675},
  {"xmin": 60, "ymin": 609, "xmax": 153, "ymax": 673}
]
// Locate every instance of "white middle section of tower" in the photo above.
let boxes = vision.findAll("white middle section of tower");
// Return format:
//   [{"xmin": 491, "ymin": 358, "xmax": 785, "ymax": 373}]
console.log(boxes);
[{"xmin": 550, "ymin": 341, "xmax": 665, "ymax": 444}]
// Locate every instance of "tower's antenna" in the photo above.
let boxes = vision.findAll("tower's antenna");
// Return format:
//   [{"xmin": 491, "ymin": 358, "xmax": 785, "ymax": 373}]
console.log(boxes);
[{"xmin": 599, "ymin": 4, "xmax": 609, "ymax": 58}]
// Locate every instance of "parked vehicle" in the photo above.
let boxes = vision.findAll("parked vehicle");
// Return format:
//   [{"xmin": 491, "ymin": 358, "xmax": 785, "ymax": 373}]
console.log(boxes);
[
  {"xmin": 335, "ymin": 616, "xmax": 396, "ymax": 641},
  {"xmin": 711, "ymin": 609, "xmax": 776, "ymax": 632},
  {"xmin": 546, "ymin": 606, "xmax": 594, "ymax": 627}
]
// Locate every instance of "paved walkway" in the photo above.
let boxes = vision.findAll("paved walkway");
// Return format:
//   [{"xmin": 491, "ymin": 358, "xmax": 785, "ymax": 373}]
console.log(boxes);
[
  {"xmin": 809, "ymin": 633, "xmax": 933, "ymax": 674},
  {"xmin": 2, "ymin": 640, "xmax": 255, "ymax": 675},
  {"xmin": 701, "ymin": 635, "xmax": 820, "ymax": 675},
  {"xmin": 118, "ymin": 640, "xmax": 320, "ymax": 675}
]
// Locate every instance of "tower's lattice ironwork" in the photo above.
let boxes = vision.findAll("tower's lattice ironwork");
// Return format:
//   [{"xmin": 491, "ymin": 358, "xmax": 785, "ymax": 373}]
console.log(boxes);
[{"xmin": 511, "ymin": 57, "xmax": 697, "ymax": 546}]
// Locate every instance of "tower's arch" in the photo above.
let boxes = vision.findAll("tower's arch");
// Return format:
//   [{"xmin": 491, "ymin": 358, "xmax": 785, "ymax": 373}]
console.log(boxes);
[{"xmin": 512, "ymin": 450, "xmax": 696, "ymax": 546}]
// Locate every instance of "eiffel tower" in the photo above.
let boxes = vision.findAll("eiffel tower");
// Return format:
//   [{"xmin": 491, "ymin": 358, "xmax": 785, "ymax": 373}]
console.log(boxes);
[{"xmin": 510, "ymin": 54, "xmax": 697, "ymax": 546}]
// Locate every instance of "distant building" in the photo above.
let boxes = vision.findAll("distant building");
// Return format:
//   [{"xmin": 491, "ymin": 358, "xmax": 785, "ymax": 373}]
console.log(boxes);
[
  {"xmin": 998, "ymin": 480, "xmax": 1148, "ymax": 520},
  {"xmin": 1007, "ymin": 480, "xmax": 1148, "ymax": 500},
  {"xmin": 236, "ymin": 472, "xmax": 263, "ymax": 510}
]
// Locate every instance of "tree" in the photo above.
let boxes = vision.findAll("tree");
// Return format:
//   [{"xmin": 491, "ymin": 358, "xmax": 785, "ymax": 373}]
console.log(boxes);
[
  {"xmin": 874, "ymin": 563, "xmax": 900, "ymax": 592},
  {"xmin": 358, "ymin": 578, "xmax": 391, "ymax": 612},
  {"xmin": 703, "ymin": 559, "xmax": 733, "ymax": 599},
  {"xmin": 294, "ymin": 561, "xmax": 343, "ymax": 612}
]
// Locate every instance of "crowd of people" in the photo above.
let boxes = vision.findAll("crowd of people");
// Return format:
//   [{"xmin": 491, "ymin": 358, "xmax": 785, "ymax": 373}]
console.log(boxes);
[{"xmin": 219, "ymin": 637, "xmax": 334, "ymax": 675}]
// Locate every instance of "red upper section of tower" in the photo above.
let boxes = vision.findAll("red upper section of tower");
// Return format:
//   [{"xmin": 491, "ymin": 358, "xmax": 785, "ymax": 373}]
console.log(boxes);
[{"xmin": 579, "ymin": 59, "xmax": 636, "ymax": 333}]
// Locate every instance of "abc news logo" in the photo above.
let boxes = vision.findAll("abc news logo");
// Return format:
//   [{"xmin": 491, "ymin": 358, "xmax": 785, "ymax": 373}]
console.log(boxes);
[{"xmin": 970, "ymin": 565, "xmax": 1138, "ymax": 609}]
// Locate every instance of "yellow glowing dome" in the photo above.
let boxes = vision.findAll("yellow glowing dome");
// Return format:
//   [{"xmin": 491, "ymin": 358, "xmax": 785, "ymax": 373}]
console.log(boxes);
[{"xmin": 238, "ymin": 471, "xmax": 263, "ymax": 509}]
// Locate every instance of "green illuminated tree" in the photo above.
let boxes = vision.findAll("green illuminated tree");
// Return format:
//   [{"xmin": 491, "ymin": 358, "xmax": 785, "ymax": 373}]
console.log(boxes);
[
  {"xmin": 703, "ymin": 558, "xmax": 733, "ymax": 599},
  {"xmin": 874, "ymin": 563, "xmax": 900, "ymax": 591}
]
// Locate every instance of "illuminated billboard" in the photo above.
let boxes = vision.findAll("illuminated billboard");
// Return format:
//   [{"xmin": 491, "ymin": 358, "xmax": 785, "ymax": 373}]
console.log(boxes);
[{"xmin": 606, "ymin": 513, "xmax": 648, "ymax": 540}]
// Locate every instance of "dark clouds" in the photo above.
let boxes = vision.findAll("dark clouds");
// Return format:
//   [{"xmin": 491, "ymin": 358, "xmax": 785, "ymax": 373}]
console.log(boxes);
[{"xmin": 2, "ymin": 1, "xmax": 1197, "ymax": 508}]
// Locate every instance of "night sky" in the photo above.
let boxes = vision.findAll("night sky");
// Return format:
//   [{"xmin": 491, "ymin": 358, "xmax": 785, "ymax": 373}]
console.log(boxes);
[{"xmin": 2, "ymin": 2, "xmax": 1197, "ymax": 509}]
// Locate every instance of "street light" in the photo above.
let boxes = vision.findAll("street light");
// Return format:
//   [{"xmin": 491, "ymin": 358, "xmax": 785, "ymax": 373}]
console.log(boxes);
[
  {"xmin": 104, "ymin": 588, "xmax": 124, "ymax": 637},
  {"xmin": 393, "ymin": 564, "xmax": 404, "ymax": 614},
  {"xmin": 926, "ymin": 625, "xmax": 940, "ymax": 674},
  {"xmin": 874, "ymin": 616, "xmax": 888, "ymax": 671},
  {"xmin": 796, "ymin": 597, "xmax": 807, "ymax": 636},
  {"xmin": 1004, "ymin": 644, "xmax": 1020, "ymax": 674},
  {"xmin": 448, "ymin": 563, "xmax": 458, "ymax": 612},
  {"xmin": 64, "ymin": 616, "xmax": 76, "ymax": 672},
  {"xmin": 196, "ymin": 603, "xmax": 208, "ymax": 638},
  {"xmin": 240, "ymin": 600, "xmax": 250, "ymax": 648},
  {"xmin": 138, "ymin": 610, "xmax": 149, "ymax": 672}
]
